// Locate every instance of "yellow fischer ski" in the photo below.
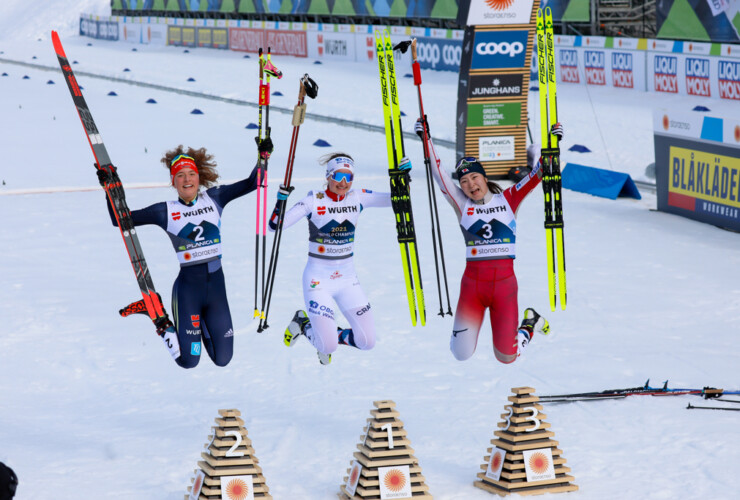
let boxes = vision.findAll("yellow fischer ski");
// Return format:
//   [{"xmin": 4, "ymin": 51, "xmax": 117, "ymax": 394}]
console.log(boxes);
[
  {"xmin": 375, "ymin": 29, "xmax": 426, "ymax": 326},
  {"xmin": 537, "ymin": 7, "xmax": 567, "ymax": 311}
]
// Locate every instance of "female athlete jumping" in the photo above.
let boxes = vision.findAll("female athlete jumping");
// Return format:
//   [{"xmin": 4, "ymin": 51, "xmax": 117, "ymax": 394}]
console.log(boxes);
[
  {"xmin": 102, "ymin": 139, "xmax": 273, "ymax": 368},
  {"xmin": 416, "ymin": 119, "xmax": 562, "ymax": 363},
  {"xmin": 268, "ymin": 153, "xmax": 410, "ymax": 364}
]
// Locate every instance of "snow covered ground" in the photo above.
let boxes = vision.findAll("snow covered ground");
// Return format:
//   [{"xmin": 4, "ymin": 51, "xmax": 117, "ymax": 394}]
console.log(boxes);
[{"xmin": 1, "ymin": 2, "xmax": 739, "ymax": 499}]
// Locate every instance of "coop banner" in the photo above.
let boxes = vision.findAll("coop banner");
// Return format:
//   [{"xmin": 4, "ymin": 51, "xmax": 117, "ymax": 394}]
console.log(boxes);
[
  {"xmin": 654, "ymin": 109, "xmax": 740, "ymax": 231},
  {"xmin": 656, "ymin": 0, "xmax": 740, "ymax": 43},
  {"xmin": 79, "ymin": 17, "xmax": 119, "ymax": 41},
  {"xmin": 413, "ymin": 36, "xmax": 463, "ymax": 71}
]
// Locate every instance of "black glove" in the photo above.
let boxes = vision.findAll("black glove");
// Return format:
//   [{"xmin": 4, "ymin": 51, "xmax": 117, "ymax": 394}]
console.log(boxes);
[
  {"xmin": 550, "ymin": 122, "xmax": 564, "ymax": 141},
  {"xmin": 414, "ymin": 117, "xmax": 430, "ymax": 139},
  {"xmin": 96, "ymin": 165, "xmax": 116, "ymax": 186},
  {"xmin": 257, "ymin": 136, "xmax": 274, "ymax": 159},
  {"xmin": 277, "ymin": 184, "xmax": 294, "ymax": 201}
]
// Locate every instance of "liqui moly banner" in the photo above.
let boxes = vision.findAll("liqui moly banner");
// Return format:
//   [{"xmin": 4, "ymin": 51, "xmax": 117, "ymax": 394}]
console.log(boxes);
[
  {"xmin": 647, "ymin": 53, "xmax": 740, "ymax": 100},
  {"xmin": 685, "ymin": 57, "xmax": 711, "ymax": 96},
  {"xmin": 553, "ymin": 35, "xmax": 740, "ymax": 100},
  {"xmin": 559, "ymin": 49, "xmax": 580, "ymax": 83},
  {"xmin": 718, "ymin": 60, "xmax": 740, "ymax": 100},
  {"xmin": 611, "ymin": 52, "xmax": 635, "ymax": 88},
  {"xmin": 584, "ymin": 50, "xmax": 607, "ymax": 85},
  {"xmin": 651, "ymin": 54, "xmax": 679, "ymax": 93}
]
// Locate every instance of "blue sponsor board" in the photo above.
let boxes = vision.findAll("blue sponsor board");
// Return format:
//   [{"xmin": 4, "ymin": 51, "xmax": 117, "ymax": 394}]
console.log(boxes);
[
  {"xmin": 471, "ymin": 31, "xmax": 528, "ymax": 70},
  {"xmin": 79, "ymin": 18, "xmax": 119, "ymax": 41},
  {"xmin": 414, "ymin": 37, "xmax": 462, "ymax": 72}
]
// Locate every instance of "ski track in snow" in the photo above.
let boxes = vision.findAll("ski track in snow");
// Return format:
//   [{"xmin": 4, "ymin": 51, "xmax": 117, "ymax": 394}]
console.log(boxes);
[{"xmin": 2, "ymin": 7, "xmax": 740, "ymax": 500}]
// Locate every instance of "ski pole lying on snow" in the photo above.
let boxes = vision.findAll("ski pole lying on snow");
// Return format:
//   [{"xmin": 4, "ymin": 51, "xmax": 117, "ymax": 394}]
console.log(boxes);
[
  {"xmin": 687, "ymin": 403, "xmax": 740, "ymax": 412},
  {"xmin": 537, "ymin": 379, "xmax": 737, "ymax": 403},
  {"xmin": 258, "ymin": 74, "xmax": 318, "ymax": 333}
]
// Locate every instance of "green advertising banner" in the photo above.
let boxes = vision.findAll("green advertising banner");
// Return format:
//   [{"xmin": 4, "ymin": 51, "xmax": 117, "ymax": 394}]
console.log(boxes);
[{"xmin": 467, "ymin": 102, "xmax": 522, "ymax": 127}]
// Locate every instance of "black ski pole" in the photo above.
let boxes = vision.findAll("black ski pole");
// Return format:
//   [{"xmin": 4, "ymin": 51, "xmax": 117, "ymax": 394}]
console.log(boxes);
[{"xmin": 259, "ymin": 75, "xmax": 318, "ymax": 332}]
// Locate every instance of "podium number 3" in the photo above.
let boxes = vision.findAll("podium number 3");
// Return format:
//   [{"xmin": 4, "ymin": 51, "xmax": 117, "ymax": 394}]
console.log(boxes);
[
  {"xmin": 503, "ymin": 406, "xmax": 540, "ymax": 432},
  {"xmin": 381, "ymin": 423, "xmax": 395, "ymax": 449}
]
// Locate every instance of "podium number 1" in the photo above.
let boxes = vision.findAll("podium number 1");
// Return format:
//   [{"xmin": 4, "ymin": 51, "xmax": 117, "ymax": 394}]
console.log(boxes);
[{"xmin": 381, "ymin": 423, "xmax": 394, "ymax": 449}]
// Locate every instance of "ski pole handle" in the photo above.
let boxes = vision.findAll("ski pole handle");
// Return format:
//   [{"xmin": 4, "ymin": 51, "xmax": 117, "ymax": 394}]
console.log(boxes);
[{"xmin": 411, "ymin": 39, "xmax": 422, "ymax": 85}]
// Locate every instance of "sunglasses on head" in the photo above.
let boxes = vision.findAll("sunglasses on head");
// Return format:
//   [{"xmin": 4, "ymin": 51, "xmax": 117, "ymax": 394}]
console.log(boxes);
[
  {"xmin": 455, "ymin": 156, "xmax": 479, "ymax": 171},
  {"xmin": 330, "ymin": 171, "xmax": 354, "ymax": 183},
  {"xmin": 170, "ymin": 154, "xmax": 195, "ymax": 166}
]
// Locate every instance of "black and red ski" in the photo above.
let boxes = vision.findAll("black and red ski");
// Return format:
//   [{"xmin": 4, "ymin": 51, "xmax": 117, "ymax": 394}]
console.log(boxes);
[{"xmin": 52, "ymin": 30, "xmax": 180, "ymax": 360}]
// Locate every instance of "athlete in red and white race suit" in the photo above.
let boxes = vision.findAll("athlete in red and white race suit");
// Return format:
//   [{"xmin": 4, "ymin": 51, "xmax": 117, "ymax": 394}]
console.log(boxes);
[
  {"xmin": 418, "ymin": 120, "xmax": 561, "ymax": 363},
  {"xmin": 269, "ymin": 154, "xmax": 408, "ymax": 357}
]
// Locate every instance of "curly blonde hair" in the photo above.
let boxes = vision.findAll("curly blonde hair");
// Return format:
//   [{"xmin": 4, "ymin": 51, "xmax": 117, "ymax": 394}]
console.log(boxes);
[{"xmin": 161, "ymin": 145, "xmax": 219, "ymax": 188}]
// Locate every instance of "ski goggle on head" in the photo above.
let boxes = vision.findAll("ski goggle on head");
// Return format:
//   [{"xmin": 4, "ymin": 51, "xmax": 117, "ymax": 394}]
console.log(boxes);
[
  {"xmin": 329, "ymin": 171, "xmax": 354, "ymax": 183},
  {"xmin": 455, "ymin": 156, "xmax": 487, "ymax": 180},
  {"xmin": 170, "ymin": 154, "xmax": 198, "ymax": 183}
]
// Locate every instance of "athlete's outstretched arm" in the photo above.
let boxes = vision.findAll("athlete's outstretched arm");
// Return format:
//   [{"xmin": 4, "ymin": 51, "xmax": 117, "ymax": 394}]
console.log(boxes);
[
  {"xmin": 422, "ymin": 133, "xmax": 466, "ymax": 220},
  {"xmin": 207, "ymin": 162, "xmax": 260, "ymax": 209},
  {"xmin": 268, "ymin": 192, "xmax": 312, "ymax": 232},
  {"xmin": 105, "ymin": 197, "xmax": 167, "ymax": 229},
  {"xmin": 357, "ymin": 189, "xmax": 391, "ymax": 209},
  {"xmin": 503, "ymin": 158, "xmax": 543, "ymax": 214}
]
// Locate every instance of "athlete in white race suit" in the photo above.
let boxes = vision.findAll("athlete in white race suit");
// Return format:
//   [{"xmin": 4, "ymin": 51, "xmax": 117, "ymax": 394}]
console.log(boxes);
[{"xmin": 269, "ymin": 153, "xmax": 410, "ymax": 358}]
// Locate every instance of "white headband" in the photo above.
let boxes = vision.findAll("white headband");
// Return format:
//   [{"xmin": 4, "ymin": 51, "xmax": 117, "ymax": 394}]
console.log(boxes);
[{"xmin": 325, "ymin": 156, "xmax": 355, "ymax": 178}]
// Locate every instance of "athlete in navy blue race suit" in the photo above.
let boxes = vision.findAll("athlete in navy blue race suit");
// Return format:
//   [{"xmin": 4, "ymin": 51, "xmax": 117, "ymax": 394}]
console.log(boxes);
[{"xmin": 104, "ymin": 140, "xmax": 272, "ymax": 368}]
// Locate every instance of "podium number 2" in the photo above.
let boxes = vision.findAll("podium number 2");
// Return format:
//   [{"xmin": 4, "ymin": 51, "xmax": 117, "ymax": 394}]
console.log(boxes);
[
  {"xmin": 225, "ymin": 430, "xmax": 245, "ymax": 457},
  {"xmin": 381, "ymin": 423, "xmax": 394, "ymax": 449}
]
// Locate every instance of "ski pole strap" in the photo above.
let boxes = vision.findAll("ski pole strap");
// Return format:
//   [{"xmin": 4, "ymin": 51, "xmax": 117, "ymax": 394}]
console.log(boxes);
[{"xmin": 301, "ymin": 74, "xmax": 318, "ymax": 99}]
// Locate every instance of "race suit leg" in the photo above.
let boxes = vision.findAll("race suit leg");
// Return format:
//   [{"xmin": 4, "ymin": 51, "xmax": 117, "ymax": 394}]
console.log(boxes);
[
  {"xmin": 450, "ymin": 263, "xmax": 487, "ymax": 361},
  {"xmin": 488, "ymin": 264, "xmax": 519, "ymax": 364}
]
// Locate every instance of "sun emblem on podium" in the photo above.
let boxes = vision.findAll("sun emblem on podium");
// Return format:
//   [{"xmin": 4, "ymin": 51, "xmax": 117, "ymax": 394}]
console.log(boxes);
[
  {"xmin": 486, "ymin": 0, "xmax": 515, "ymax": 11},
  {"xmin": 383, "ymin": 468, "xmax": 407, "ymax": 492},
  {"xmin": 224, "ymin": 477, "xmax": 249, "ymax": 500}
]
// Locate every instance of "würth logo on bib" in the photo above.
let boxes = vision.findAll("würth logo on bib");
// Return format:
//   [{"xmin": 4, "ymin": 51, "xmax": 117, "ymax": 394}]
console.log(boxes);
[
  {"xmin": 172, "ymin": 212, "xmax": 181, "ymax": 220},
  {"xmin": 317, "ymin": 206, "xmax": 326, "ymax": 215},
  {"xmin": 191, "ymin": 314, "xmax": 200, "ymax": 328},
  {"xmin": 467, "ymin": 207, "xmax": 475, "ymax": 216}
]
